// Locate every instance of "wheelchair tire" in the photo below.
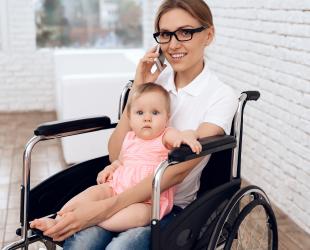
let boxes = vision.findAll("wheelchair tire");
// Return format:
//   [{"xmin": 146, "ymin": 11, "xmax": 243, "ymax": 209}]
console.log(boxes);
[
  {"xmin": 208, "ymin": 185, "xmax": 278, "ymax": 250},
  {"xmin": 224, "ymin": 198, "xmax": 278, "ymax": 250}
]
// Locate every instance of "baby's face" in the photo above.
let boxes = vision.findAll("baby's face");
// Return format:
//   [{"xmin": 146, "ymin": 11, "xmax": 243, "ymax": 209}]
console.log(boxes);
[{"xmin": 129, "ymin": 91, "xmax": 169, "ymax": 140}]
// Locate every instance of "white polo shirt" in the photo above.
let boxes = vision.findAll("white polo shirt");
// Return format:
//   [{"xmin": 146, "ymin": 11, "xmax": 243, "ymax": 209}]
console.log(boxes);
[{"xmin": 156, "ymin": 62, "xmax": 238, "ymax": 208}]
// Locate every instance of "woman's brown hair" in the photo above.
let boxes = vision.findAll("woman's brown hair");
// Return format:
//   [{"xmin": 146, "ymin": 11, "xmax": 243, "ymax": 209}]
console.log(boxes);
[{"xmin": 154, "ymin": 0, "xmax": 214, "ymax": 32}]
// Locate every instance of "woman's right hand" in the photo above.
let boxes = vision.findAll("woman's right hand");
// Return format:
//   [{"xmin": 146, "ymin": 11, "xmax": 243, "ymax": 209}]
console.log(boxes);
[
  {"xmin": 44, "ymin": 197, "xmax": 118, "ymax": 241},
  {"xmin": 134, "ymin": 46, "xmax": 166, "ymax": 86}
]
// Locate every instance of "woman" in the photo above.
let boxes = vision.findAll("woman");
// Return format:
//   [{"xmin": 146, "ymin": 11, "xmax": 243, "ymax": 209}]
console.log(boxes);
[{"xmin": 43, "ymin": 1, "xmax": 238, "ymax": 249}]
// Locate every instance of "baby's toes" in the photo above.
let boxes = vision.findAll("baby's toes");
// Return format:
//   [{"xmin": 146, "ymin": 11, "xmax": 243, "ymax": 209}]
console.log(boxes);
[
  {"xmin": 29, "ymin": 219, "xmax": 37, "ymax": 228},
  {"xmin": 34, "ymin": 219, "xmax": 45, "ymax": 230}
]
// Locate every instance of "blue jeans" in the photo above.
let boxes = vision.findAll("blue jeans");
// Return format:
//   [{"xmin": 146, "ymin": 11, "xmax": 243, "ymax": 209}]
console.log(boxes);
[{"xmin": 63, "ymin": 206, "xmax": 182, "ymax": 250}]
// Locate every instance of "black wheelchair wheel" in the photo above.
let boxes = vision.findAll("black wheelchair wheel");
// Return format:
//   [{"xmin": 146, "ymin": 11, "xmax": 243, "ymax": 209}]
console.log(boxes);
[
  {"xmin": 208, "ymin": 185, "xmax": 278, "ymax": 250},
  {"xmin": 224, "ymin": 198, "xmax": 278, "ymax": 250}
]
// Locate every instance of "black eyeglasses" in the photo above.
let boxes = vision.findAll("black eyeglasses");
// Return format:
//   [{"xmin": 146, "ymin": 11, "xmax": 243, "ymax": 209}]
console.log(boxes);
[{"xmin": 153, "ymin": 26, "xmax": 207, "ymax": 44}]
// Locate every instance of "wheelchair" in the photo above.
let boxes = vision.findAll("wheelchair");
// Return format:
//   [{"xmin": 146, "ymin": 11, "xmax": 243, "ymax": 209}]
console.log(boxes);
[{"xmin": 3, "ymin": 81, "xmax": 278, "ymax": 250}]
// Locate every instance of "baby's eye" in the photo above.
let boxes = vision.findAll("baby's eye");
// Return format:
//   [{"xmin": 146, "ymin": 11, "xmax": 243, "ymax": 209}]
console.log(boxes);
[
  {"xmin": 152, "ymin": 111, "xmax": 159, "ymax": 115},
  {"xmin": 136, "ymin": 111, "xmax": 143, "ymax": 115}
]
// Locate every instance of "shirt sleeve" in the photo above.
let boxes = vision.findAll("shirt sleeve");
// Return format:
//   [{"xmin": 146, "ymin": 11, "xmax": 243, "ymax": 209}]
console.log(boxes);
[{"xmin": 203, "ymin": 86, "xmax": 238, "ymax": 135}]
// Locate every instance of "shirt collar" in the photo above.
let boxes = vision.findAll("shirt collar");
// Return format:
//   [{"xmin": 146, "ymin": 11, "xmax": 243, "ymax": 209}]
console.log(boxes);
[{"xmin": 163, "ymin": 62, "xmax": 211, "ymax": 97}]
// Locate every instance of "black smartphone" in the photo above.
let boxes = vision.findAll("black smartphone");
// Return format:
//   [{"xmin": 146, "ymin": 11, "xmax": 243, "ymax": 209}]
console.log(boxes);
[{"xmin": 155, "ymin": 45, "xmax": 165, "ymax": 72}]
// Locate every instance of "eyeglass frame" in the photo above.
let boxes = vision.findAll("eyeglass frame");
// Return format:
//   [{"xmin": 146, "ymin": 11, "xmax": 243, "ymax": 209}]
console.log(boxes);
[{"xmin": 153, "ymin": 26, "xmax": 207, "ymax": 44}]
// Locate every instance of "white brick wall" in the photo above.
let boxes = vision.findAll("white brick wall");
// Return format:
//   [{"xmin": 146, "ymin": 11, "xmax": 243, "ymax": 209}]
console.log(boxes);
[
  {"xmin": 0, "ymin": 0, "xmax": 55, "ymax": 111},
  {"xmin": 207, "ymin": 0, "xmax": 310, "ymax": 233}
]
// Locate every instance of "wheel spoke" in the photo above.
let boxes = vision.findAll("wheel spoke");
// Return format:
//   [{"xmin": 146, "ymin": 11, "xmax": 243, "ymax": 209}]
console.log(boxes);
[{"xmin": 213, "ymin": 188, "xmax": 277, "ymax": 250}]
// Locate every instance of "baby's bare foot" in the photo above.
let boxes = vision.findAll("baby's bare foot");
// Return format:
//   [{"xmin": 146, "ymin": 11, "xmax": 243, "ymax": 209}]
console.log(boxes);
[{"xmin": 30, "ymin": 218, "xmax": 57, "ymax": 231}]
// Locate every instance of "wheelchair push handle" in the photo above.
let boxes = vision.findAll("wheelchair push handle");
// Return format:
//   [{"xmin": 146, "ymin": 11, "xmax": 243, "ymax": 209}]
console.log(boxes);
[{"xmin": 242, "ymin": 91, "xmax": 260, "ymax": 101}]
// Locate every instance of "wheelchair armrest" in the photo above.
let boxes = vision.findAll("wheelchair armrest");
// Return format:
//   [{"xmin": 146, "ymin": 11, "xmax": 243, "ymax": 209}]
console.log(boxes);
[
  {"xmin": 34, "ymin": 116, "xmax": 115, "ymax": 137},
  {"xmin": 168, "ymin": 135, "xmax": 236, "ymax": 163}
]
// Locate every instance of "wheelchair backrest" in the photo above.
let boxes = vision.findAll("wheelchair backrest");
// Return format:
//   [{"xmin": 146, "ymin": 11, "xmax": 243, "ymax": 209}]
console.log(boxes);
[{"xmin": 198, "ymin": 91, "xmax": 259, "ymax": 196}]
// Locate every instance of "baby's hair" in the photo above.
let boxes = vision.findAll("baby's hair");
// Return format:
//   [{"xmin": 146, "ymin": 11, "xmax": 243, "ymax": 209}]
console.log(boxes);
[{"xmin": 127, "ymin": 83, "xmax": 170, "ymax": 116}]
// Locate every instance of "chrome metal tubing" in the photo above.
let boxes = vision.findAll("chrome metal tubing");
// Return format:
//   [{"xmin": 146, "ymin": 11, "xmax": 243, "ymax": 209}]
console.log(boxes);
[
  {"xmin": 21, "ymin": 135, "xmax": 44, "ymax": 248},
  {"xmin": 1, "ymin": 233, "xmax": 42, "ymax": 250},
  {"xmin": 1, "ymin": 239, "xmax": 25, "ymax": 250},
  {"xmin": 118, "ymin": 81, "xmax": 133, "ymax": 120},
  {"xmin": 151, "ymin": 160, "xmax": 176, "ymax": 220},
  {"xmin": 231, "ymin": 93, "xmax": 247, "ymax": 178}
]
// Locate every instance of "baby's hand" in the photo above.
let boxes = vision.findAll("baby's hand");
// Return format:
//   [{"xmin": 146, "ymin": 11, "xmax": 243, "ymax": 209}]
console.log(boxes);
[
  {"xmin": 96, "ymin": 160, "xmax": 121, "ymax": 184},
  {"xmin": 173, "ymin": 130, "xmax": 202, "ymax": 154}
]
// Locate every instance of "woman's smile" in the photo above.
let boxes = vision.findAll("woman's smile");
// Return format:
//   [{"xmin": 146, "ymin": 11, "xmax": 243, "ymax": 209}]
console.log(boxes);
[{"xmin": 169, "ymin": 52, "xmax": 187, "ymax": 61}]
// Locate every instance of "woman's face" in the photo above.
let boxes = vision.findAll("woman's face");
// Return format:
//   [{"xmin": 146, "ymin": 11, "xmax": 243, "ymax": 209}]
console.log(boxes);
[{"xmin": 158, "ymin": 8, "xmax": 213, "ymax": 76}]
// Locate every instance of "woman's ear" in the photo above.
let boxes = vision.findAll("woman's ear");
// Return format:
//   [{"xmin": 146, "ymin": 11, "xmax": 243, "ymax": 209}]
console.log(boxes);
[{"xmin": 204, "ymin": 26, "xmax": 215, "ymax": 47}]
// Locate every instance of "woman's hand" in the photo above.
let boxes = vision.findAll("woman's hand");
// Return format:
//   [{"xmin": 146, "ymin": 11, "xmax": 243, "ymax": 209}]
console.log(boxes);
[
  {"xmin": 134, "ymin": 46, "xmax": 166, "ymax": 86},
  {"xmin": 43, "ymin": 198, "xmax": 117, "ymax": 241},
  {"xmin": 96, "ymin": 160, "xmax": 121, "ymax": 184}
]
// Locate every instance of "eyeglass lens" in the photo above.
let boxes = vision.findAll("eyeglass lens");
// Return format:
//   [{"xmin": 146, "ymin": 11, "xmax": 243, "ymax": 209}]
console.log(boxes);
[{"xmin": 157, "ymin": 30, "xmax": 192, "ymax": 43}]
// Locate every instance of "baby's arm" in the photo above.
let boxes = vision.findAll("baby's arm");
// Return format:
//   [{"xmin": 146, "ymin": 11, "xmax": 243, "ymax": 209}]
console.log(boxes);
[
  {"xmin": 163, "ymin": 128, "xmax": 202, "ymax": 154},
  {"xmin": 96, "ymin": 160, "xmax": 121, "ymax": 184}
]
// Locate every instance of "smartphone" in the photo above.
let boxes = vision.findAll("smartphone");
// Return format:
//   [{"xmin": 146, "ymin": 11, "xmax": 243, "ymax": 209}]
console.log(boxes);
[{"xmin": 155, "ymin": 45, "xmax": 165, "ymax": 72}]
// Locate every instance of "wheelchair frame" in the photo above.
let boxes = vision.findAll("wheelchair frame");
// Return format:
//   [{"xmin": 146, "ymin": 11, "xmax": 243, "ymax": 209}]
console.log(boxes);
[{"xmin": 3, "ymin": 81, "xmax": 278, "ymax": 250}]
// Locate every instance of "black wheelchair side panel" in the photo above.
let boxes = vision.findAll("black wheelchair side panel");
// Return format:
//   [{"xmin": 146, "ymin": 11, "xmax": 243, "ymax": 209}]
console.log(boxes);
[
  {"xmin": 156, "ymin": 179, "xmax": 241, "ymax": 250},
  {"xmin": 27, "ymin": 155, "xmax": 110, "ymax": 222}
]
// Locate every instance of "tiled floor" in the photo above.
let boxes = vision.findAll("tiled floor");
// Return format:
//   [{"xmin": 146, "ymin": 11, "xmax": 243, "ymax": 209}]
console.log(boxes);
[{"xmin": 0, "ymin": 112, "xmax": 309, "ymax": 249}]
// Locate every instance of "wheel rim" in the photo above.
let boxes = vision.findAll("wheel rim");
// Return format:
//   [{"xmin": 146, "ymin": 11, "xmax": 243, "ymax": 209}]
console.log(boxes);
[
  {"xmin": 209, "ymin": 186, "xmax": 278, "ymax": 250},
  {"xmin": 225, "ymin": 198, "xmax": 277, "ymax": 250}
]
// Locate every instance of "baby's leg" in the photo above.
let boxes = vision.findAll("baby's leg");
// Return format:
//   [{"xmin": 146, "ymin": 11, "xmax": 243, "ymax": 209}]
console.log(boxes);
[
  {"xmin": 98, "ymin": 203, "xmax": 151, "ymax": 232},
  {"xmin": 63, "ymin": 183, "xmax": 113, "ymax": 210}
]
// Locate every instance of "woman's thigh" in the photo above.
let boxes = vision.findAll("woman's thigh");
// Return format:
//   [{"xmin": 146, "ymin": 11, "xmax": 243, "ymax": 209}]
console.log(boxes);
[
  {"xmin": 63, "ymin": 226, "xmax": 115, "ymax": 250},
  {"xmin": 106, "ymin": 226, "xmax": 151, "ymax": 250},
  {"xmin": 63, "ymin": 206, "xmax": 183, "ymax": 250}
]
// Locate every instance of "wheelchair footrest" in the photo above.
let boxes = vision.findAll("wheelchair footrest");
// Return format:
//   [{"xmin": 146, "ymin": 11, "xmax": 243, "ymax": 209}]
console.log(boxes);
[{"xmin": 15, "ymin": 227, "xmax": 46, "ymax": 238}]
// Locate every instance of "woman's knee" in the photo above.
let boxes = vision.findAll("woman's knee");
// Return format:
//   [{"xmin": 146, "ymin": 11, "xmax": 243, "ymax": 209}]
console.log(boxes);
[{"xmin": 63, "ymin": 226, "xmax": 114, "ymax": 250}]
